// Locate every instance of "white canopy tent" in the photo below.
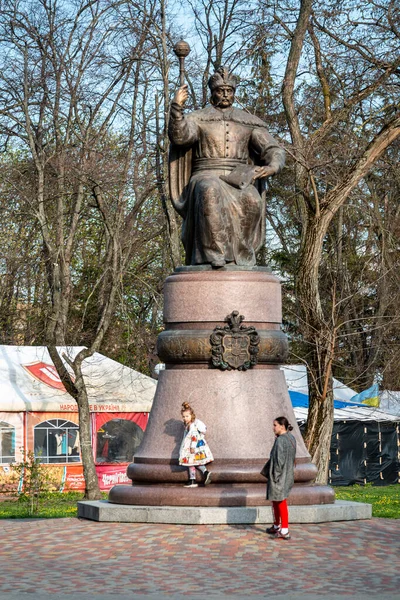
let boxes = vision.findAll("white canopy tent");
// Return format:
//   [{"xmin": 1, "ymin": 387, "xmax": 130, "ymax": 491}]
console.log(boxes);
[
  {"xmin": 379, "ymin": 391, "xmax": 400, "ymax": 418},
  {"xmin": 293, "ymin": 405, "xmax": 399, "ymax": 424},
  {"xmin": 283, "ymin": 365, "xmax": 400, "ymax": 485},
  {"xmin": 281, "ymin": 364, "xmax": 359, "ymax": 404},
  {"xmin": 0, "ymin": 345, "xmax": 156, "ymax": 413},
  {"xmin": 0, "ymin": 346, "xmax": 157, "ymax": 490},
  {"xmin": 282, "ymin": 364, "xmax": 399, "ymax": 423}
]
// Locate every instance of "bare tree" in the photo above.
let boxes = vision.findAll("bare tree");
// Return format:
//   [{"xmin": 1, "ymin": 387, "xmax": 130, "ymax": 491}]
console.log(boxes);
[
  {"xmin": 0, "ymin": 0, "xmax": 163, "ymax": 498},
  {"xmin": 266, "ymin": 0, "xmax": 400, "ymax": 480},
  {"xmin": 1, "ymin": 0, "xmax": 399, "ymax": 492},
  {"xmin": 186, "ymin": 0, "xmax": 256, "ymax": 105},
  {"xmin": 331, "ymin": 146, "xmax": 400, "ymax": 392}
]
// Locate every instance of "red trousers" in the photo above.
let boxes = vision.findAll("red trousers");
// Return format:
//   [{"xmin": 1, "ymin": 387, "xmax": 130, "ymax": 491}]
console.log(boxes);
[{"xmin": 272, "ymin": 499, "xmax": 288, "ymax": 529}]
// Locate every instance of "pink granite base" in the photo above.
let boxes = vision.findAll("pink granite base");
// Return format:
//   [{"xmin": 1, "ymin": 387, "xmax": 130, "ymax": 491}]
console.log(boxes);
[
  {"xmin": 132, "ymin": 367, "xmax": 311, "ymax": 466},
  {"xmin": 108, "ymin": 483, "xmax": 334, "ymax": 507},
  {"xmin": 109, "ymin": 268, "xmax": 334, "ymax": 508},
  {"xmin": 127, "ymin": 458, "xmax": 317, "ymax": 484},
  {"xmin": 164, "ymin": 268, "xmax": 282, "ymax": 324}
]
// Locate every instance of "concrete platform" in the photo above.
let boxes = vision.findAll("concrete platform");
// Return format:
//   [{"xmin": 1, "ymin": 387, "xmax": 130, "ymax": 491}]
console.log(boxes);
[{"xmin": 78, "ymin": 499, "xmax": 371, "ymax": 524}]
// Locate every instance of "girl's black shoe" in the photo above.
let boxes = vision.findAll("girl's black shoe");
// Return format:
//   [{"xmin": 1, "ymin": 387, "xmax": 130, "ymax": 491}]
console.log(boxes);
[
  {"xmin": 184, "ymin": 480, "xmax": 198, "ymax": 488},
  {"xmin": 202, "ymin": 470, "xmax": 212, "ymax": 485}
]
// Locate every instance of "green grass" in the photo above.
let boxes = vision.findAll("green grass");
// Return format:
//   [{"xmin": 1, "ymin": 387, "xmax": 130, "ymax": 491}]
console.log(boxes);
[
  {"xmin": 0, "ymin": 492, "xmax": 86, "ymax": 518},
  {"xmin": 0, "ymin": 486, "xmax": 398, "ymax": 519},
  {"xmin": 0, "ymin": 491, "xmax": 106, "ymax": 518},
  {"xmin": 334, "ymin": 484, "xmax": 400, "ymax": 519}
]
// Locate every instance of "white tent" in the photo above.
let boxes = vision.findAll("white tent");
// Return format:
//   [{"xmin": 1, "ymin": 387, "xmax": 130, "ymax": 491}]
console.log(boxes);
[
  {"xmin": 281, "ymin": 364, "xmax": 357, "ymax": 403},
  {"xmin": 0, "ymin": 346, "xmax": 156, "ymax": 413},
  {"xmin": 283, "ymin": 365, "xmax": 399, "ymax": 485},
  {"xmin": 293, "ymin": 404, "xmax": 399, "ymax": 424},
  {"xmin": 379, "ymin": 391, "xmax": 400, "ymax": 418},
  {"xmin": 281, "ymin": 364, "xmax": 399, "ymax": 423}
]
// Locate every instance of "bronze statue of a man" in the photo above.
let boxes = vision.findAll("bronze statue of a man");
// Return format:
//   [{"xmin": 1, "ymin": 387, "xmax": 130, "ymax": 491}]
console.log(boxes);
[{"xmin": 168, "ymin": 66, "xmax": 285, "ymax": 267}]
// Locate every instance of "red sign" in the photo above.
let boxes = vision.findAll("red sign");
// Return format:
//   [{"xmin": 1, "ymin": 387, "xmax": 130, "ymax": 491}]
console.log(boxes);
[
  {"xmin": 23, "ymin": 361, "xmax": 73, "ymax": 390},
  {"xmin": 44, "ymin": 465, "xmax": 129, "ymax": 492},
  {"xmin": 96, "ymin": 465, "xmax": 130, "ymax": 490}
]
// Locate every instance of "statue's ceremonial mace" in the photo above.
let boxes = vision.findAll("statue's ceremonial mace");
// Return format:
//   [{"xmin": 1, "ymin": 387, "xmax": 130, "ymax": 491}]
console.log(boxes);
[{"xmin": 173, "ymin": 40, "xmax": 191, "ymax": 86}]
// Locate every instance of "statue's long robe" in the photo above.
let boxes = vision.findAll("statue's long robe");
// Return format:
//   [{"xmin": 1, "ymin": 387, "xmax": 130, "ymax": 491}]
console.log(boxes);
[{"xmin": 168, "ymin": 103, "xmax": 285, "ymax": 266}]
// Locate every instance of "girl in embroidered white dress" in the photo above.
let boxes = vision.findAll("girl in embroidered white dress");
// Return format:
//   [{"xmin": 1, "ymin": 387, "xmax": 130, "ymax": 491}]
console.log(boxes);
[{"xmin": 179, "ymin": 402, "xmax": 214, "ymax": 488}]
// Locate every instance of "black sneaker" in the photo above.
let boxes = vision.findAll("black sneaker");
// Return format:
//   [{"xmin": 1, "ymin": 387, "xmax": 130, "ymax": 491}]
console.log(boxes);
[
  {"xmin": 266, "ymin": 525, "xmax": 280, "ymax": 534},
  {"xmin": 202, "ymin": 470, "xmax": 212, "ymax": 486},
  {"xmin": 184, "ymin": 480, "xmax": 198, "ymax": 488}
]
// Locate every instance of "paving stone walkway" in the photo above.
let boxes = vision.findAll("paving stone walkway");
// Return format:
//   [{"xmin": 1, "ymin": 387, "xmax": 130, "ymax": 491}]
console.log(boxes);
[{"xmin": 0, "ymin": 517, "xmax": 399, "ymax": 599}]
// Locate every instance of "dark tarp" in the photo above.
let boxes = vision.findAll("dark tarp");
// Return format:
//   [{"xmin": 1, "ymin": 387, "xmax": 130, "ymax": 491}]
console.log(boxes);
[
  {"xmin": 300, "ymin": 420, "xmax": 399, "ymax": 486},
  {"xmin": 330, "ymin": 421, "xmax": 399, "ymax": 486},
  {"xmin": 329, "ymin": 421, "xmax": 367, "ymax": 485}
]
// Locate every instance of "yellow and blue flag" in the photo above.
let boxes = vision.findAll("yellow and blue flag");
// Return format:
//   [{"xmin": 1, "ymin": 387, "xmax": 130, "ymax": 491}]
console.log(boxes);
[{"xmin": 350, "ymin": 383, "xmax": 380, "ymax": 407}]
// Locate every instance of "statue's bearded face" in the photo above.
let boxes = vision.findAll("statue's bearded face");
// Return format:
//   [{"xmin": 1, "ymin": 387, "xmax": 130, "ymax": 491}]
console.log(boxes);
[{"xmin": 211, "ymin": 85, "xmax": 234, "ymax": 108}]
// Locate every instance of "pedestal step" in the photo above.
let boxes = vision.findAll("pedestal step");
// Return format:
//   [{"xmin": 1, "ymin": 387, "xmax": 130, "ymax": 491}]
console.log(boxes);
[
  {"xmin": 108, "ymin": 482, "xmax": 335, "ymax": 506},
  {"xmin": 78, "ymin": 500, "xmax": 371, "ymax": 524},
  {"xmin": 128, "ymin": 458, "xmax": 318, "ymax": 483}
]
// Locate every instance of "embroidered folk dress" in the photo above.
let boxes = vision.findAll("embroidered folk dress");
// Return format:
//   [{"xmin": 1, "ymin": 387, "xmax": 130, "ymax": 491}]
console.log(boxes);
[{"xmin": 179, "ymin": 419, "xmax": 214, "ymax": 467}]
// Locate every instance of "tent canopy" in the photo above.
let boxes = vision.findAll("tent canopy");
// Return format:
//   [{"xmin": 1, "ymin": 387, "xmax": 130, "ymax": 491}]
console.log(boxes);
[
  {"xmin": 282, "ymin": 364, "xmax": 363, "ymax": 409},
  {"xmin": 379, "ymin": 391, "xmax": 400, "ymax": 417},
  {"xmin": 293, "ymin": 405, "xmax": 399, "ymax": 423},
  {"xmin": 283, "ymin": 365, "xmax": 399, "ymax": 423},
  {"xmin": 0, "ymin": 346, "xmax": 156, "ymax": 412}
]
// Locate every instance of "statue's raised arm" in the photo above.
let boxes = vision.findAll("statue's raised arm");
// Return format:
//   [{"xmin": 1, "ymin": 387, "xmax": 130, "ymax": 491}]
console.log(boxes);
[{"xmin": 168, "ymin": 66, "xmax": 285, "ymax": 268}]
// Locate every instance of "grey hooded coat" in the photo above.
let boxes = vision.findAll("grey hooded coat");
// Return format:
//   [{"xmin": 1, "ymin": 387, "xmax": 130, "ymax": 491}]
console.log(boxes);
[{"xmin": 266, "ymin": 432, "xmax": 296, "ymax": 502}]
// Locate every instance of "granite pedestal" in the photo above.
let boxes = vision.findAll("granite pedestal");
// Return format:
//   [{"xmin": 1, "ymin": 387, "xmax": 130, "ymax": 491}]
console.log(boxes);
[{"xmin": 109, "ymin": 266, "xmax": 334, "ymax": 507}]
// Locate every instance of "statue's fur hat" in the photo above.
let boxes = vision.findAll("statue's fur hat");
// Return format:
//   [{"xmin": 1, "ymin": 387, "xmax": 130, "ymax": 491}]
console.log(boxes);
[{"xmin": 208, "ymin": 66, "xmax": 238, "ymax": 92}]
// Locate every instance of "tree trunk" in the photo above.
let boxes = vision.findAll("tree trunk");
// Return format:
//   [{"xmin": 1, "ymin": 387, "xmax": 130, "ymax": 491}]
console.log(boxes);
[
  {"xmin": 296, "ymin": 212, "xmax": 336, "ymax": 483},
  {"xmin": 157, "ymin": 2, "xmax": 182, "ymax": 271},
  {"xmin": 74, "ymin": 372, "xmax": 101, "ymax": 500},
  {"xmin": 304, "ymin": 379, "xmax": 334, "ymax": 484},
  {"xmin": 47, "ymin": 345, "xmax": 101, "ymax": 500}
]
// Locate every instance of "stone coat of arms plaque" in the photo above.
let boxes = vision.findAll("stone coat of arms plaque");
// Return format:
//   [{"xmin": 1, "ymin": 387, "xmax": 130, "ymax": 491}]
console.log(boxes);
[{"xmin": 210, "ymin": 310, "xmax": 260, "ymax": 370}]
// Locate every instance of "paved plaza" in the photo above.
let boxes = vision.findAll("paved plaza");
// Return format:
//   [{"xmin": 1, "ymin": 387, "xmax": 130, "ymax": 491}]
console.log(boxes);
[{"xmin": 1, "ymin": 516, "xmax": 399, "ymax": 599}]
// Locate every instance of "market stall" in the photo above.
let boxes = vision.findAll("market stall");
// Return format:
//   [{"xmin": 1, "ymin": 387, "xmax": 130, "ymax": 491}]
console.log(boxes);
[{"xmin": 0, "ymin": 345, "xmax": 156, "ymax": 491}]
